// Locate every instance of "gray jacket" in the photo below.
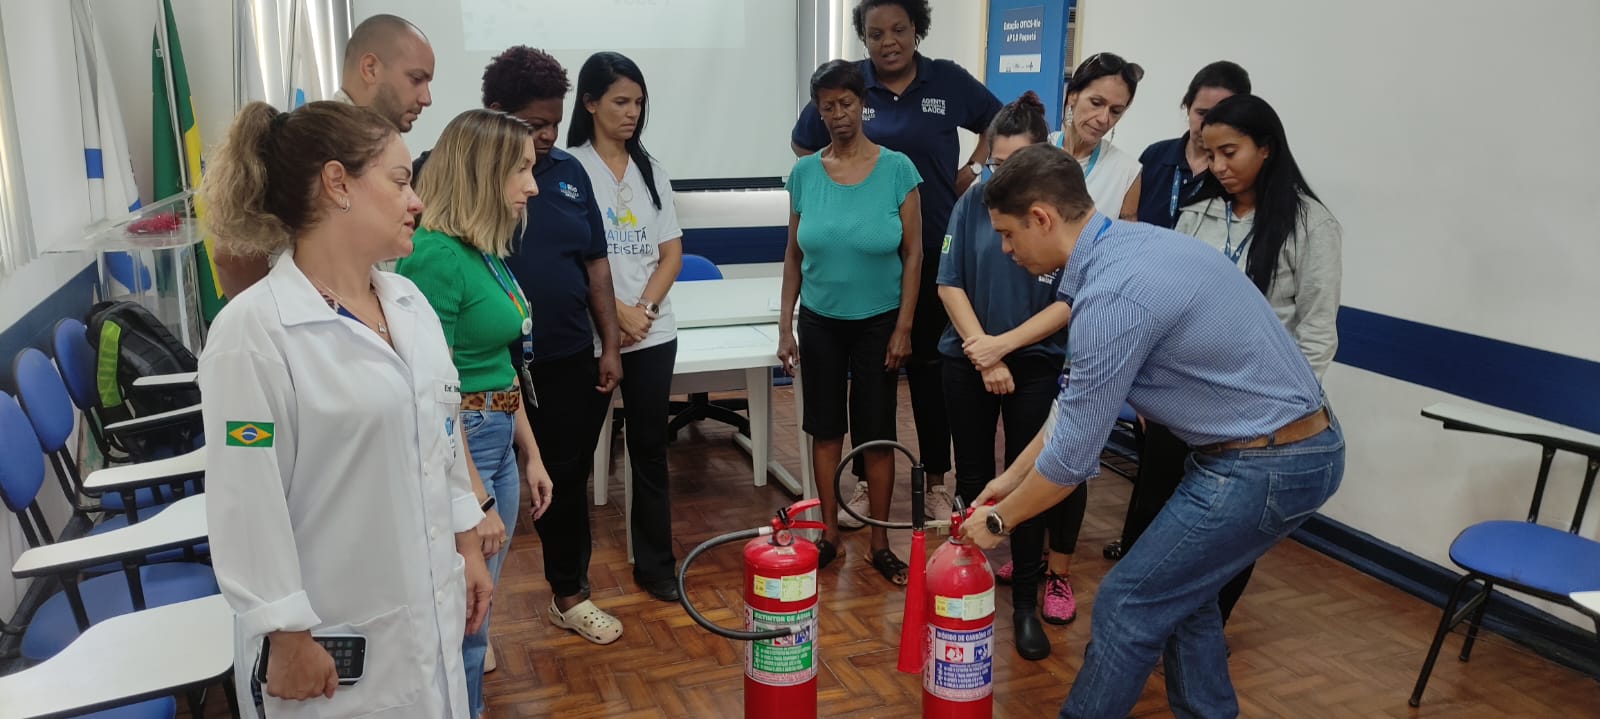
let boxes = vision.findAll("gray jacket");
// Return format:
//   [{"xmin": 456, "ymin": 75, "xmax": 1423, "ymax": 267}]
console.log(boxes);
[{"xmin": 1175, "ymin": 194, "xmax": 1343, "ymax": 379}]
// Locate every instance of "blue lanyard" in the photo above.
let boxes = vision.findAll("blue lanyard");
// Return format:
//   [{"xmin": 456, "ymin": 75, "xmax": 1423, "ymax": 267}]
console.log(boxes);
[
  {"xmin": 1169, "ymin": 168, "xmax": 1197, "ymax": 219},
  {"xmin": 1222, "ymin": 201, "xmax": 1248, "ymax": 264},
  {"xmin": 481, "ymin": 253, "xmax": 534, "ymax": 365},
  {"xmin": 1054, "ymin": 134, "xmax": 1103, "ymax": 178}
]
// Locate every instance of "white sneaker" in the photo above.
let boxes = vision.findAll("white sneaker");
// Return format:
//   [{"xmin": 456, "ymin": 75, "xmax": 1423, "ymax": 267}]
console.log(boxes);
[
  {"xmin": 838, "ymin": 480, "xmax": 870, "ymax": 529},
  {"xmin": 925, "ymin": 484, "xmax": 954, "ymax": 521}
]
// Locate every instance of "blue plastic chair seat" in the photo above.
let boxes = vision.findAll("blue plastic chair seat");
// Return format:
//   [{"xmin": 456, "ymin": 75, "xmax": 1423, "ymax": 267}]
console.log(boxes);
[
  {"xmin": 81, "ymin": 697, "xmax": 177, "ymax": 719},
  {"xmin": 21, "ymin": 562, "xmax": 219, "ymax": 661},
  {"xmin": 1450, "ymin": 520, "xmax": 1600, "ymax": 597},
  {"xmin": 97, "ymin": 485, "xmax": 170, "ymax": 512}
]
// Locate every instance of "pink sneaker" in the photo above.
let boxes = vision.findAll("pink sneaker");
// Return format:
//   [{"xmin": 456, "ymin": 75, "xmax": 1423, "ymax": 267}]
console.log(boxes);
[
  {"xmin": 1042, "ymin": 573, "xmax": 1077, "ymax": 625},
  {"xmin": 995, "ymin": 560, "xmax": 1014, "ymax": 584}
]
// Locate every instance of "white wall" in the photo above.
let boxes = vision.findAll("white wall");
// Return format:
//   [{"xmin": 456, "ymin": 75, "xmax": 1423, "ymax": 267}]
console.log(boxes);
[{"xmin": 1080, "ymin": 0, "xmax": 1600, "ymax": 623}]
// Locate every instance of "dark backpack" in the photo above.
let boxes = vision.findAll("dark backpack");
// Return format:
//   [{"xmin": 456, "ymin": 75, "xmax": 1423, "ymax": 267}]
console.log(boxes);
[{"xmin": 84, "ymin": 300, "xmax": 200, "ymax": 426}]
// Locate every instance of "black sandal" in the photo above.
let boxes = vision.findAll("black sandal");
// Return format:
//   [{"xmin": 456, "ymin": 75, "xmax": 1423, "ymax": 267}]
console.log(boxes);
[
  {"xmin": 815, "ymin": 538, "xmax": 842, "ymax": 569},
  {"xmin": 870, "ymin": 548, "xmax": 909, "ymax": 586}
]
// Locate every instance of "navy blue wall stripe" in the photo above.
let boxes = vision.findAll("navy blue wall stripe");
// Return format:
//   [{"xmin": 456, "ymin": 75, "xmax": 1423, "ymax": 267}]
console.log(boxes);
[
  {"xmin": 1336, "ymin": 306, "xmax": 1600, "ymax": 434},
  {"xmin": 681, "ymin": 225, "xmax": 788, "ymax": 265},
  {"xmin": 684, "ymin": 226, "xmax": 1600, "ymax": 435},
  {"xmin": 0, "ymin": 263, "xmax": 97, "ymax": 394}
]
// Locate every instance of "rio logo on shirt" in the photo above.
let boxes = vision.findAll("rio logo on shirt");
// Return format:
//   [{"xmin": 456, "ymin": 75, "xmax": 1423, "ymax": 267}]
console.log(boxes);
[
  {"xmin": 862, "ymin": 107, "xmax": 877, "ymax": 122},
  {"xmin": 226, "ymin": 421, "xmax": 275, "ymax": 448},
  {"xmin": 559, "ymin": 181, "xmax": 582, "ymax": 201}
]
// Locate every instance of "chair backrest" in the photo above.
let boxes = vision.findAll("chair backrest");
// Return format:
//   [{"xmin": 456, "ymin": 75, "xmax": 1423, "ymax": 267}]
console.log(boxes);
[
  {"xmin": 13, "ymin": 348, "xmax": 75, "ymax": 454},
  {"xmin": 678, "ymin": 254, "xmax": 723, "ymax": 281},
  {"xmin": 0, "ymin": 391, "xmax": 46, "ymax": 513},
  {"xmin": 52, "ymin": 318, "xmax": 98, "ymax": 413}
]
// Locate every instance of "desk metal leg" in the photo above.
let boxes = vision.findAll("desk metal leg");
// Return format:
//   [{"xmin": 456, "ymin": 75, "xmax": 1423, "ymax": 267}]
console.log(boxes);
[
  {"xmin": 593, "ymin": 402, "xmax": 613, "ymax": 506},
  {"xmin": 748, "ymin": 367, "xmax": 770, "ymax": 487}
]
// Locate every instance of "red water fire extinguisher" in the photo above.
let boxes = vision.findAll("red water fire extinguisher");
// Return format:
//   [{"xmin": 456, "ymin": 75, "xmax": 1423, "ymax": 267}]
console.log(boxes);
[
  {"xmin": 832, "ymin": 440, "xmax": 995, "ymax": 719},
  {"xmin": 679, "ymin": 499, "xmax": 826, "ymax": 719}
]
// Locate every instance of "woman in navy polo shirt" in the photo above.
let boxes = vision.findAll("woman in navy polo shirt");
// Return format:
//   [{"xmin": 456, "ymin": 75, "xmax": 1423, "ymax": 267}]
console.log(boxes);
[
  {"xmin": 791, "ymin": 0, "xmax": 1002, "ymax": 526},
  {"xmin": 481, "ymin": 46, "xmax": 628, "ymax": 646},
  {"xmin": 1134, "ymin": 61, "xmax": 1252, "ymax": 228}
]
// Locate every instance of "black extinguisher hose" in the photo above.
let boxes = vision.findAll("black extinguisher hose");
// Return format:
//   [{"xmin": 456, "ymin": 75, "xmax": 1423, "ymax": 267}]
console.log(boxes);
[
  {"xmin": 678, "ymin": 527, "xmax": 796, "ymax": 642},
  {"xmin": 834, "ymin": 439, "xmax": 928, "ymax": 531}
]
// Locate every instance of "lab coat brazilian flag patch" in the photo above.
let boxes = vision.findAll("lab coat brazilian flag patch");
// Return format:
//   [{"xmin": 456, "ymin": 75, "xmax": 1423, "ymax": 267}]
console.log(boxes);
[{"xmin": 226, "ymin": 421, "xmax": 275, "ymax": 447}]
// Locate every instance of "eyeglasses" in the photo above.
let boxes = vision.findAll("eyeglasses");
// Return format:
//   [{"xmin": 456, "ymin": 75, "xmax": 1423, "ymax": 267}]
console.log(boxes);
[{"xmin": 1074, "ymin": 52, "xmax": 1146, "ymax": 84}]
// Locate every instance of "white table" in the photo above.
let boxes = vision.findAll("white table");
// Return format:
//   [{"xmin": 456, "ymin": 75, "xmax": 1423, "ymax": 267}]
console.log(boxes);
[
  {"xmin": 0, "ymin": 595, "xmax": 233, "ymax": 719},
  {"xmin": 1573, "ymin": 591, "xmax": 1600, "ymax": 620},
  {"xmin": 593, "ymin": 324, "xmax": 811, "ymax": 500},
  {"xmin": 670, "ymin": 277, "xmax": 782, "ymax": 329},
  {"xmin": 12, "ymin": 494, "xmax": 208, "ymax": 577}
]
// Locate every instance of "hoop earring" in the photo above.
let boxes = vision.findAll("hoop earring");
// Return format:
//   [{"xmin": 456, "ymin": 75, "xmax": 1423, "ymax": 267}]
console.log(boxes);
[{"xmin": 339, "ymin": 197, "xmax": 351, "ymax": 213}]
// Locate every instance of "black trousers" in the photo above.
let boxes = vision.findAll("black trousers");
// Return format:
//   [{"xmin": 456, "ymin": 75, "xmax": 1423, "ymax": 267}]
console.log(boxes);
[
  {"xmin": 907, "ymin": 259, "xmax": 952, "ymax": 473},
  {"xmin": 944, "ymin": 353, "xmax": 1084, "ymax": 609},
  {"xmin": 1121, "ymin": 421, "xmax": 1255, "ymax": 622},
  {"xmin": 615, "ymin": 340, "xmax": 679, "ymax": 584},
  {"xmin": 526, "ymin": 351, "xmax": 612, "ymax": 597}
]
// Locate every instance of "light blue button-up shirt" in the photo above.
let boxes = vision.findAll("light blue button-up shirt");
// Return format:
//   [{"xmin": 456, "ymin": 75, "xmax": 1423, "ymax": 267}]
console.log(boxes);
[{"xmin": 1036, "ymin": 213, "xmax": 1325, "ymax": 487}]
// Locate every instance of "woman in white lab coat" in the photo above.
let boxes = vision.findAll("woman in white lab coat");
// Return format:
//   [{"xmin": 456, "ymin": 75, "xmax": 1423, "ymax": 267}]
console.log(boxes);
[{"xmin": 198, "ymin": 100, "xmax": 493, "ymax": 718}]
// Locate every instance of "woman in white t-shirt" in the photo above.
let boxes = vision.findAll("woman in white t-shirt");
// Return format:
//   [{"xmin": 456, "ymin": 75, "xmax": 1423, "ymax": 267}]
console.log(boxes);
[
  {"xmin": 1047, "ymin": 52, "xmax": 1145, "ymax": 219},
  {"xmin": 567, "ymin": 52, "xmax": 685, "ymax": 619}
]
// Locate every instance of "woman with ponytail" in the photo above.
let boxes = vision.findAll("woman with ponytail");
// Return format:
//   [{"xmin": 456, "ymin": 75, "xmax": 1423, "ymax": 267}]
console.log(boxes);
[
  {"xmin": 938, "ymin": 91, "xmax": 1079, "ymax": 660},
  {"xmin": 199, "ymin": 101, "xmax": 491, "ymax": 718}
]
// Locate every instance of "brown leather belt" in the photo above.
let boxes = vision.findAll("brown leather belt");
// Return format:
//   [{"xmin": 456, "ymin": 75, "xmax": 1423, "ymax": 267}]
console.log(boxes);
[
  {"xmin": 1195, "ymin": 407, "xmax": 1330, "ymax": 455},
  {"xmin": 460, "ymin": 387, "xmax": 521, "ymax": 413}
]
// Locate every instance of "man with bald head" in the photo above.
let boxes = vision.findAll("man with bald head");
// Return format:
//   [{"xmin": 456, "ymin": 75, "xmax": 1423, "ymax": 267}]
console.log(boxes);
[
  {"xmin": 212, "ymin": 14, "xmax": 435, "ymax": 297},
  {"xmin": 336, "ymin": 13, "xmax": 434, "ymax": 132}
]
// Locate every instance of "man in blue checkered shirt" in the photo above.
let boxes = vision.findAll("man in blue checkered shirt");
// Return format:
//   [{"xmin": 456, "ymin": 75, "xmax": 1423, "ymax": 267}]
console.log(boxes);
[{"xmin": 958, "ymin": 144, "xmax": 1345, "ymax": 719}]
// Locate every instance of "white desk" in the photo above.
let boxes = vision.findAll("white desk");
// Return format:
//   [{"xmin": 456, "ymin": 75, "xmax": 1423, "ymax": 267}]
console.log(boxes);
[
  {"xmin": 593, "ymin": 325, "xmax": 811, "ymax": 500},
  {"xmin": 671, "ymin": 277, "xmax": 782, "ymax": 329},
  {"xmin": 12, "ymin": 494, "xmax": 207, "ymax": 577},
  {"xmin": 0, "ymin": 595, "xmax": 233, "ymax": 719},
  {"xmin": 1573, "ymin": 591, "xmax": 1600, "ymax": 620}
]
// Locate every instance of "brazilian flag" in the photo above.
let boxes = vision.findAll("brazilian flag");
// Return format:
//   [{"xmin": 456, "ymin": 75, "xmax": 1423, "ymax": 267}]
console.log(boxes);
[{"xmin": 152, "ymin": 0, "xmax": 223, "ymax": 324}]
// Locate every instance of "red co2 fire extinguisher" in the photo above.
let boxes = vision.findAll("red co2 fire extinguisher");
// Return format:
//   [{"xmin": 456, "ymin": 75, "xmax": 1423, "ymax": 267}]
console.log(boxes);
[
  {"xmin": 679, "ymin": 499, "xmax": 826, "ymax": 719},
  {"xmin": 833, "ymin": 440, "xmax": 995, "ymax": 719}
]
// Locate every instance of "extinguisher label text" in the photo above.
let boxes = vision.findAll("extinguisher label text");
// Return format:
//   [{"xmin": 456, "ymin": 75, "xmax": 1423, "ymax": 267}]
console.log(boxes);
[
  {"xmin": 933, "ymin": 587, "xmax": 996, "ymax": 621},
  {"xmin": 925, "ymin": 626, "xmax": 994, "ymax": 701},
  {"xmin": 752, "ymin": 570, "xmax": 818, "ymax": 602},
  {"xmin": 747, "ymin": 608, "xmax": 817, "ymax": 686}
]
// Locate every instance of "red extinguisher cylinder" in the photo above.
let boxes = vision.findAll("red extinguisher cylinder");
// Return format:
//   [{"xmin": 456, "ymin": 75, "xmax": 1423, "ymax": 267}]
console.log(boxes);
[
  {"xmin": 742, "ymin": 533, "xmax": 821, "ymax": 719},
  {"xmin": 921, "ymin": 530, "xmax": 996, "ymax": 719}
]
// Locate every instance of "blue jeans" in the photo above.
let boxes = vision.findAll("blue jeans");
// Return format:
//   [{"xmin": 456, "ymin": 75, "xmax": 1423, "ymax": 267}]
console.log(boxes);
[
  {"xmin": 1059, "ymin": 414, "xmax": 1344, "ymax": 719},
  {"xmin": 460, "ymin": 408, "xmax": 520, "ymax": 719}
]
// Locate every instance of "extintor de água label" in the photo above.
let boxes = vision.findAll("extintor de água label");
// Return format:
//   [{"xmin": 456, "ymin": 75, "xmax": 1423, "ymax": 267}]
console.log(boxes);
[{"xmin": 747, "ymin": 607, "xmax": 817, "ymax": 686}]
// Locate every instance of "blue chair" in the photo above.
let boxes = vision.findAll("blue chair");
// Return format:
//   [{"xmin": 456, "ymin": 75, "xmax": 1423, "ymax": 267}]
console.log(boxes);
[
  {"xmin": 14, "ymin": 348, "xmax": 178, "ymax": 521},
  {"xmin": 0, "ymin": 391, "xmax": 217, "ymax": 662},
  {"xmin": 678, "ymin": 253, "xmax": 723, "ymax": 281},
  {"xmin": 50, "ymin": 319, "xmax": 201, "ymax": 464},
  {"xmin": 667, "ymin": 255, "xmax": 749, "ymax": 439},
  {"xmin": 1408, "ymin": 403, "xmax": 1600, "ymax": 707}
]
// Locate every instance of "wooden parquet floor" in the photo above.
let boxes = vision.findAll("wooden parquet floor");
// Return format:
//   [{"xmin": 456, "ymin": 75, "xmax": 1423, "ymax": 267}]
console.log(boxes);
[{"xmin": 192, "ymin": 385, "xmax": 1600, "ymax": 718}]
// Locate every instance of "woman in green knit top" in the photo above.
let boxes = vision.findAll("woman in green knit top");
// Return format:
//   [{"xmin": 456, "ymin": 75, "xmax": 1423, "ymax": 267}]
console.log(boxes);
[{"xmin": 394, "ymin": 108, "xmax": 557, "ymax": 718}]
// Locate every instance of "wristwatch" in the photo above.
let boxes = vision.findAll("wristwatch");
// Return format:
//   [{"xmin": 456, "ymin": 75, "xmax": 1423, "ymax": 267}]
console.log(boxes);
[
  {"xmin": 480, "ymin": 496, "xmax": 496, "ymax": 512},
  {"xmin": 984, "ymin": 507, "xmax": 1009, "ymax": 537},
  {"xmin": 964, "ymin": 160, "xmax": 983, "ymax": 176},
  {"xmin": 639, "ymin": 300, "xmax": 661, "ymax": 316}
]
